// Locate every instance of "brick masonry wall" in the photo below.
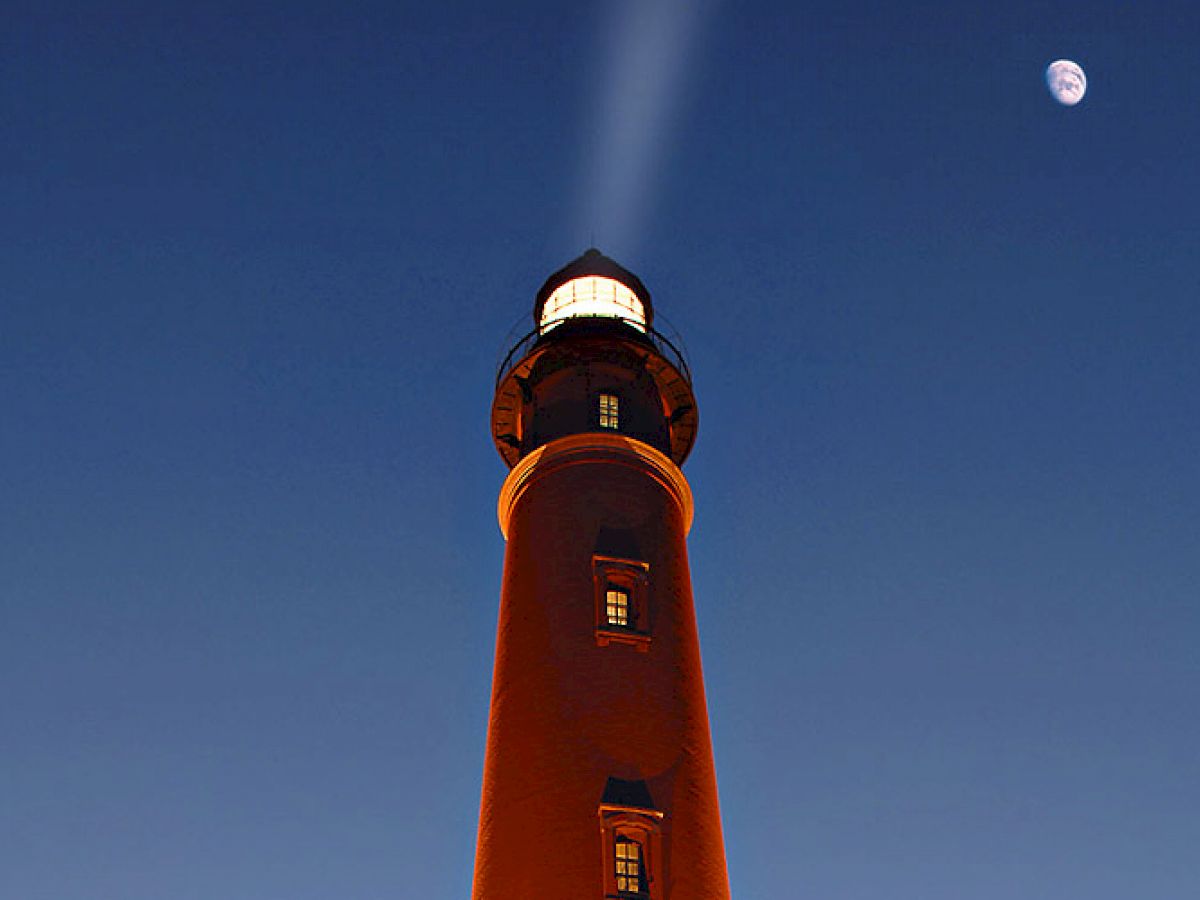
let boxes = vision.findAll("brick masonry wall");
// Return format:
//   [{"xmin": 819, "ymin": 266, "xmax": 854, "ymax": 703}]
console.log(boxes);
[{"xmin": 473, "ymin": 450, "xmax": 730, "ymax": 900}]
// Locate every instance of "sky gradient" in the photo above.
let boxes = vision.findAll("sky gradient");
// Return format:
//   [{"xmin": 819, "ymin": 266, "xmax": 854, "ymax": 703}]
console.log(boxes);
[{"xmin": 3, "ymin": 2, "xmax": 1198, "ymax": 898}]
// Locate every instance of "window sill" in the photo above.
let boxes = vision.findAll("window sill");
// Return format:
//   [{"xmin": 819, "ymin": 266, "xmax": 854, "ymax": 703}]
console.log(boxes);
[{"xmin": 596, "ymin": 628, "xmax": 651, "ymax": 653}]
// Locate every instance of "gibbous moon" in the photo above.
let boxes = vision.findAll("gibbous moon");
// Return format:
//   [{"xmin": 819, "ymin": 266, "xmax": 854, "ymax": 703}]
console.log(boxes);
[{"xmin": 1046, "ymin": 59, "xmax": 1087, "ymax": 106}]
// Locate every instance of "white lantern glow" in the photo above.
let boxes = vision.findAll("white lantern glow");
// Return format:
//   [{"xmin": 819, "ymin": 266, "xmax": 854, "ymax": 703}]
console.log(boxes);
[{"xmin": 539, "ymin": 276, "xmax": 646, "ymax": 333}]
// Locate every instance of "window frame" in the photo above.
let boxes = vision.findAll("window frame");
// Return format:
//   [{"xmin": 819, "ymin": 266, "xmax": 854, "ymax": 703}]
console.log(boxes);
[
  {"xmin": 592, "ymin": 555, "xmax": 651, "ymax": 651},
  {"xmin": 614, "ymin": 833, "xmax": 647, "ymax": 895},
  {"xmin": 605, "ymin": 586, "xmax": 632, "ymax": 628},
  {"xmin": 598, "ymin": 391, "xmax": 621, "ymax": 430},
  {"xmin": 599, "ymin": 805, "xmax": 663, "ymax": 900}
]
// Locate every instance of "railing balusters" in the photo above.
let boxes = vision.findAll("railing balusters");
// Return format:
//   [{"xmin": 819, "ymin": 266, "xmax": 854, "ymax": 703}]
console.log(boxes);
[{"xmin": 496, "ymin": 316, "xmax": 692, "ymax": 389}]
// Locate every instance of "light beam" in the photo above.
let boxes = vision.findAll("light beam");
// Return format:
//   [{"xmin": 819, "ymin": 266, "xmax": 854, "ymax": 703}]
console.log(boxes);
[{"xmin": 576, "ymin": 0, "xmax": 713, "ymax": 255}]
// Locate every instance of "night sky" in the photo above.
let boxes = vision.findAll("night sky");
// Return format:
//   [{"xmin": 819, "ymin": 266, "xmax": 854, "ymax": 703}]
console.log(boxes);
[{"xmin": 4, "ymin": 2, "xmax": 1199, "ymax": 898}]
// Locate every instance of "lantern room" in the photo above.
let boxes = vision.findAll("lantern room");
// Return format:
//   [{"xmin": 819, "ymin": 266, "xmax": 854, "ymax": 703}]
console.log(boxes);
[{"xmin": 532, "ymin": 248, "xmax": 655, "ymax": 332}]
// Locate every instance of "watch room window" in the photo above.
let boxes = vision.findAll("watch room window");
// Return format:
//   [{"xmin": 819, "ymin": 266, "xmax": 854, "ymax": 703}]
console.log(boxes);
[{"xmin": 599, "ymin": 393, "xmax": 619, "ymax": 430}]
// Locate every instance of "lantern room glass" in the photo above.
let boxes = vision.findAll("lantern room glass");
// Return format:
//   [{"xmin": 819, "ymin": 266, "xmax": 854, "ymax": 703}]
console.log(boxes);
[{"xmin": 539, "ymin": 276, "xmax": 647, "ymax": 333}]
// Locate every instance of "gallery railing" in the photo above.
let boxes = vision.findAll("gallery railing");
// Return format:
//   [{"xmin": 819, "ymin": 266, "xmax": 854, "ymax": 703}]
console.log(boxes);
[{"xmin": 495, "ymin": 315, "xmax": 693, "ymax": 390}]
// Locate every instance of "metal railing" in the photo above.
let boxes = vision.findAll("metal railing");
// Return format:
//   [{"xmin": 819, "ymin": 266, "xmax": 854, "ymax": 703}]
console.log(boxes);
[{"xmin": 495, "ymin": 315, "xmax": 693, "ymax": 390}]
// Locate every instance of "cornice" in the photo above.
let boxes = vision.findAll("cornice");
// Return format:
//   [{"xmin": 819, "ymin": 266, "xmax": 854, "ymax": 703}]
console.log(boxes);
[{"xmin": 497, "ymin": 433, "xmax": 694, "ymax": 539}]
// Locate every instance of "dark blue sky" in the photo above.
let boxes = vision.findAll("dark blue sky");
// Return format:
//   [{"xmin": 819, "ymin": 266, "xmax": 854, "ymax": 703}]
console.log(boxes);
[{"xmin": 3, "ymin": 2, "xmax": 1198, "ymax": 898}]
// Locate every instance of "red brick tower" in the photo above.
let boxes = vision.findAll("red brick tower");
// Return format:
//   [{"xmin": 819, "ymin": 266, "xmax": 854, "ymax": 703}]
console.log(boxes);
[{"xmin": 473, "ymin": 250, "xmax": 730, "ymax": 900}]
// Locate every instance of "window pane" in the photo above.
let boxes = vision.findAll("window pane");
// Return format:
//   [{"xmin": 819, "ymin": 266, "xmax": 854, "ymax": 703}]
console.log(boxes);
[
  {"xmin": 606, "ymin": 588, "xmax": 630, "ymax": 627},
  {"xmin": 599, "ymin": 393, "xmax": 619, "ymax": 429},
  {"xmin": 615, "ymin": 835, "xmax": 646, "ymax": 895}
]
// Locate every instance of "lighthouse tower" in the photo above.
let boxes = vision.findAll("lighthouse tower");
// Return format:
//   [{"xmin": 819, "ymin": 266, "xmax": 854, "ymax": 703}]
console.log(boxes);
[{"xmin": 474, "ymin": 250, "xmax": 730, "ymax": 900}]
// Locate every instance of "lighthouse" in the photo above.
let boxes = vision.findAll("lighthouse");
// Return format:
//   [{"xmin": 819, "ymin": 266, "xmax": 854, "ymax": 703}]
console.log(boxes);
[{"xmin": 474, "ymin": 250, "xmax": 730, "ymax": 899}]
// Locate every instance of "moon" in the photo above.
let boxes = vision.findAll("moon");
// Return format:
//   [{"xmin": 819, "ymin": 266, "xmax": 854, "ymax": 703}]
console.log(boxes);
[{"xmin": 1046, "ymin": 59, "xmax": 1087, "ymax": 106}]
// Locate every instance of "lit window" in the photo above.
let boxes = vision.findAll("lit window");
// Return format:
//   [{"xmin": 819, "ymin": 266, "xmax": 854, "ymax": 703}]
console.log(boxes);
[
  {"xmin": 599, "ymin": 393, "xmax": 619, "ymax": 430},
  {"xmin": 615, "ymin": 835, "xmax": 647, "ymax": 896},
  {"xmin": 606, "ymin": 588, "xmax": 630, "ymax": 627},
  {"xmin": 593, "ymin": 556, "xmax": 651, "ymax": 651},
  {"xmin": 600, "ymin": 779, "xmax": 662, "ymax": 899}
]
